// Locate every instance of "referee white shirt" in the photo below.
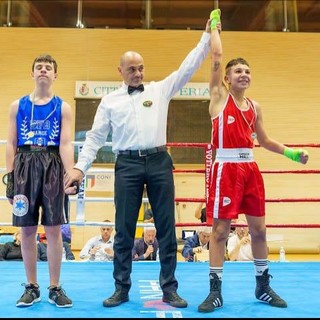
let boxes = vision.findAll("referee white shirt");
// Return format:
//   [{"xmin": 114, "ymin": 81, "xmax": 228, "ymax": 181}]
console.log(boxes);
[{"xmin": 74, "ymin": 32, "xmax": 210, "ymax": 174}]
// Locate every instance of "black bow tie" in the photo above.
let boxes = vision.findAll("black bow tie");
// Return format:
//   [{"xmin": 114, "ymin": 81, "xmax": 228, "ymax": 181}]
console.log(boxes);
[{"xmin": 128, "ymin": 84, "xmax": 144, "ymax": 94}]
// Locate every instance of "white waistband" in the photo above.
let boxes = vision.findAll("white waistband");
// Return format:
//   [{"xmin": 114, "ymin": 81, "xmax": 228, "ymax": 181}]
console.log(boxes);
[{"xmin": 215, "ymin": 148, "xmax": 254, "ymax": 163}]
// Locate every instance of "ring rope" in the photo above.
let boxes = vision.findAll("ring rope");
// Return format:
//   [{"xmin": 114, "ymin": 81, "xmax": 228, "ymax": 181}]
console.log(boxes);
[
  {"xmin": 174, "ymin": 169, "xmax": 320, "ymax": 174},
  {"xmin": 166, "ymin": 142, "xmax": 320, "ymax": 148},
  {"xmin": 1, "ymin": 140, "xmax": 320, "ymax": 148},
  {"xmin": 2, "ymin": 167, "xmax": 319, "ymax": 175},
  {"xmin": 2, "ymin": 195, "xmax": 319, "ymax": 203},
  {"xmin": 174, "ymin": 197, "xmax": 320, "ymax": 203},
  {"xmin": 174, "ymin": 223, "xmax": 320, "ymax": 228},
  {"xmin": 1, "ymin": 140, "xmax": 320, "ymax": 230},
  {"xmin": 1, "ymin": 221, "xmax": 319, "ymax": 228}
]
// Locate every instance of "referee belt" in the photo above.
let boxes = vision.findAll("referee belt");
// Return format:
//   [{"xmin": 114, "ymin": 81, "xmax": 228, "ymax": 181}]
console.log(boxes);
[
  {"xmin": 17, "ymin": 145, "xmax": 59, "ymax": 153},
  {"xmin": 117, "ymin": 146, "xmax": 167, "ymax": 157}
]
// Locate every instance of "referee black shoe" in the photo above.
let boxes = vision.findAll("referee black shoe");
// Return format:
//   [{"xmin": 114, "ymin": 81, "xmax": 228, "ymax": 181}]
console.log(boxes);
[
  {"xmin": 103, "ymin": 289, "xmax": 129, "ymax": 307},
  {"xmin": 162, "ymin": 291, "xmax": 188, "ymax": 308}
]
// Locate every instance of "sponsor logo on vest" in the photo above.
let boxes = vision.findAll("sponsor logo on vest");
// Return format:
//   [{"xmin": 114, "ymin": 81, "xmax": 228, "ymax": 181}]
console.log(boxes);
[
  {"xmin": 239, "ymin": 152, "xmax": 250, "ymax": 159},
  {"xmin": 227, "ymin": 116, "xmax": 235, "ymax": 124}
]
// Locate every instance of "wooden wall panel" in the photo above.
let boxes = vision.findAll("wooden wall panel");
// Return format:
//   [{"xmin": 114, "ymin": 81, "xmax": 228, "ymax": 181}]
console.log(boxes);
[{"xmin": 0, "ymin": 28, "xmax": 319, "ymax": 254}]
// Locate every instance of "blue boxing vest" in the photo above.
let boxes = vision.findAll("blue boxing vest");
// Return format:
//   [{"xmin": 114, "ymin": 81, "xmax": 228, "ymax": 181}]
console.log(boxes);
[{"xmin": 16, "ymin": 95, "xmax": 62, "ymax": 147}]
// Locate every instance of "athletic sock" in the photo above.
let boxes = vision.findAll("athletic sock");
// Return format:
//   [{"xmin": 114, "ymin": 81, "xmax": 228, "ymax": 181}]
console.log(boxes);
[
  {"xmin": 254, "ymin": 258, "xmax": 268, "ymax": 276},
  {"xmin": 209, "ymin": 267, "xmax": 223, "ymax": 280}
]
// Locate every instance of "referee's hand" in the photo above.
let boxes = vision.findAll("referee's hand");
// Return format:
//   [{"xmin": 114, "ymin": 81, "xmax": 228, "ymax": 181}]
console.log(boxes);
[
  {"xmin": 65, "ymin": 181, "xmax": 80, "ymax": 195},
  {"xmin": 64, "ymin": 168, "xmax": 84, "ymax": 194}
]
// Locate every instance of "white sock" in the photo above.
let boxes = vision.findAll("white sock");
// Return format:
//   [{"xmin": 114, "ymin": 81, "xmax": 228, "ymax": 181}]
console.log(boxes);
[
  {"xmin": 209, "ymin": 267, "xmax": 223, "ymax": 280},
  {"xmin": 254, "ymin": 258, "xmax": 268, "ymax": 276}
]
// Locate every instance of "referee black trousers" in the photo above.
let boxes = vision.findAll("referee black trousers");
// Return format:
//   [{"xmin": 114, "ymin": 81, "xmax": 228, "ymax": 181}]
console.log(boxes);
[{"xmin": 113, "ymin": 150, "xmax": 178, "ymax": 294}]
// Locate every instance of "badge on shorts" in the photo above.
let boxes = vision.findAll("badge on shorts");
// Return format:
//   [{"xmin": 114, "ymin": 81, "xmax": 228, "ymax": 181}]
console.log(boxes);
[
  {"xmin": 13, "ymin": 194, "xmax": 29, "ymax": 217},
  {"xmin": 143, "ymin": 100, "xmax": 153, "ymax": 107}
]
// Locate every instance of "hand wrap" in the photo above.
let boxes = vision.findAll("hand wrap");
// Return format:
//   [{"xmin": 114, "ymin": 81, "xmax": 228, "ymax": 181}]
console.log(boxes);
[
  {"xmin": 283, "ymin": 148, "xmax": 308, "ymax": 163},
  {"xmin": 210, "ymin": 9, "xmax": 221, "ymax": 30}
]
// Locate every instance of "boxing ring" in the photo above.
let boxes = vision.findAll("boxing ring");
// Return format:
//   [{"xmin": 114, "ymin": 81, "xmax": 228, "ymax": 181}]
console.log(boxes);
[
  {"xmin": 0, "ymin": 140, "xmax": 320, "ymax": 318},
  {"xmin": 0, "ymin": 260, "xmax": 319, "ymax": 318}
]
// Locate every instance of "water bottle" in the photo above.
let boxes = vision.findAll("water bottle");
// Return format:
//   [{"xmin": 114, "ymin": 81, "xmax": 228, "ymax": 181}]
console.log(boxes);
[
  {"xmin": 156, "ymin": 249, "xmax": 159, "ymax": 261},
  {"xmin": 279, "ymin": 246, "xmax": 286, "ymax": 262},
  {"xmin": 62, "ymin": 246, "xmax": 67, "ymax": 261}
]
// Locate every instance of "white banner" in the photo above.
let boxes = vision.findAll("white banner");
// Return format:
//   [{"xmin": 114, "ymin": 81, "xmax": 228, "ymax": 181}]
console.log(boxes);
[{"xmin": 75, "ymin": 81, "xmax": 210, "ymax": 100}]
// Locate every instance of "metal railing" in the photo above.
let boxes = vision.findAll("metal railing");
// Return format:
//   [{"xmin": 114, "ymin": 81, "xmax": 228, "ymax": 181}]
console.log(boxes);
[{"xmin": 0, "ymin": 0, "xmax": 315, "ymax": 32}]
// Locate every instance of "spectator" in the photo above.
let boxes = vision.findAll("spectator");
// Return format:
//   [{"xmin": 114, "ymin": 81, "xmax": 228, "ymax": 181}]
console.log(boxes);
[
  {"xmin": 181, "ymin": 226, "xmax": 211, "ymax": 262},
  {"xmin": 194, "ymin": 202, "xmax": 207, "ymax": 223},
  {"xmin": 132, "ymin": 226, "xmax": 159, "ymax": 261},
  {"xmin": 37, "ymin": 233, "xmax": 75, "ymax": 261},
  {"xmin": 61, "ymin": 224, "xmax": 72, "ymax": 245},
  {"xmin": 143, "ymin": 208, "xmax": 154, "ymax": 224},
  {"xmin": 227, "ymin": 219, "xmax": 253, "ymax": 261},
  {"xmin": 79, "ymin": 220, "xmax": 114, "ymax": 261},
  {"xmin": 0, "ymin": 229, "xmax": 23, "ymax": 261},
  {"xmin": 194, "ymin": 203, "xmax": 236, "ymax": 236},
  {"xmin": 142, "ymin": 186, "xmax": 154, "ymax": 223},
  {"xmin": 224, "ymin": 218, "xmax": 238, "ymax": 261}
]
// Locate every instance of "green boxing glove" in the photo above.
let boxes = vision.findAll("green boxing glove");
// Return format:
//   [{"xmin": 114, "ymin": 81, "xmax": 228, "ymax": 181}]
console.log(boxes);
[
  {"xmin": 283, "ymin": 148, "xmax": 307, "ymax": 163},
  {"xmin": 210, "ymin": 9, "xmax": 221, "ymax": 31}
]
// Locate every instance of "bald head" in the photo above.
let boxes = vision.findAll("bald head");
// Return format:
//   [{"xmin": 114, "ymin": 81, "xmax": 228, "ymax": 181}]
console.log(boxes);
[
  {"xmin": 118, "ymin": 51, "xmax": 145, "ymax": 86},
  {"xmin": 120, "ymin": 51, "xmax": 143, "ymax": 66}
]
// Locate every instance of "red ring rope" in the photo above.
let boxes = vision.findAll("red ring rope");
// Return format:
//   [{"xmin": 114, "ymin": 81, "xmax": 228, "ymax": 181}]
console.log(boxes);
[
  {"xmin": 169, "ymin": 141, "xmax": 320, "ymax": 231},
  {"xmin": 174, "ymin": 169, "xmax": 320, "ymax": 174},
  {"xmin": 175, "ymin": 222, "xmax": 320, "ymax": 228}
]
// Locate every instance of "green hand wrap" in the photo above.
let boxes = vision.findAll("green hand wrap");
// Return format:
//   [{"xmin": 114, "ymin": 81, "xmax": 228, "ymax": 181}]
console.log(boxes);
[
  {"xmin": 283, "ymin": 148, "xmax": 305, "ymax": 163},
  {"xmin": 210, "ymin": 9, "xmax": 221, "ymax": 31}
]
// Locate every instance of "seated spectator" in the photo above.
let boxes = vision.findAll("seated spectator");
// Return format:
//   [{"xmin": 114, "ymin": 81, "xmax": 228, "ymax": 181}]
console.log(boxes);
[
  {"xmin": 0, "ymin": 229, "xmax": 23, "ymax": 261},
  {"xmin": 194, "ymin": 201, "xmax": 236, "ymax": 230},
  {"xmin": 79, "ymin": 220, "xmax": 114, "ymax": 261},
  {"xmin": 61, "ymin": 224, "xmax": 72, "ymax": 245},
  {"xmin": 142, "ymin": 186, "xmax": 154, "ymax": 223},
  {"xmin": 224, "ymin": 218, "xmax": 238, "ymax": 261},
  {"xmin": 181, "ymin": 226, "xmax": 211, "ymax": 262},
  {"xmin": 132, "ymin": 225, "xmax": 159, "ymax": 261},
  {"xmin": 227, "ymin": 218, "xmax": 253, "ymax": 261},
  {"xmin": 194, "ymin": 201, "xmax": 236, "ymax": 260},
  {"xmin": 194, "ymin": 202, "xmax": 207, "ymax": 223},
  {"xmin": 37, "ymin": 233, "xmax": 75, "ymax": 261},
  {"xmin": 143, "ymin": 208, "xmax": 154, "ymax": 223},
  {"xmin": 229, "ymin": 218, "xmax": 237, "ymax": 235},
  {"xmin": 194, "ymin": 202, "xmax": 237, "ymax": 236}
]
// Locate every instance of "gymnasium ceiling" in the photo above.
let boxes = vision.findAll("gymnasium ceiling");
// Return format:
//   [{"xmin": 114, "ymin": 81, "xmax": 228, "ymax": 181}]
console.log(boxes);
[{"xmin": 2, "ymin": 0, "xmax": 320, "ymax": 32}]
